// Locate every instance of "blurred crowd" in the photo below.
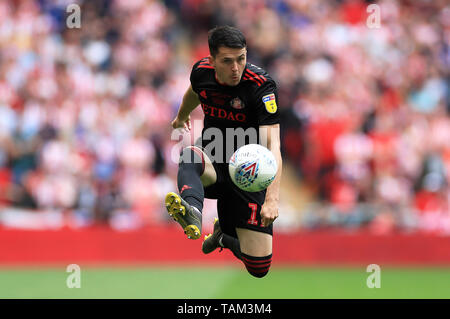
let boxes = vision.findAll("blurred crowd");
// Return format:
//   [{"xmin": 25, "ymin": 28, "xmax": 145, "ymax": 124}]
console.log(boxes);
[{"xmin": 0, "ymin": 0, "xmax": 449, "ymax": 234}]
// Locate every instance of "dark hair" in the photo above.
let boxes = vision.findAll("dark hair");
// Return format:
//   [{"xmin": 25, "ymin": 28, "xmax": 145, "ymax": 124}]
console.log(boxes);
[{"xmin": 208, "ymin": 26, "xmax": 247, "ymax": 57}]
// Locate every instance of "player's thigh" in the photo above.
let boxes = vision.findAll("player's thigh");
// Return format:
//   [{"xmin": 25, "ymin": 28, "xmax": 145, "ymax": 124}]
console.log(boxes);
[
  {"xmin": 186, "ymin": 145, "xmax": 217, "ymax": 187},
  {"xmin": 236, "ymin": 227, "xmax": 272, "ymax": 257}
]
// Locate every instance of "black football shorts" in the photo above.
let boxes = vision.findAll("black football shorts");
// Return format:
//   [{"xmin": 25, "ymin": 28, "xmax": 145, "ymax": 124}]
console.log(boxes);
[{"xmin": 204, "ymin": 161, "xmax": 273, "ymax": 237}]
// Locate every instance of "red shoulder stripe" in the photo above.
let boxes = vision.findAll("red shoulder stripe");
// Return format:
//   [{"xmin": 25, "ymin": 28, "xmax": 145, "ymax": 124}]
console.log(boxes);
[
  {"xmin": 243, "ymin": 74, "xmax": 262, "ymax": 86},
  {"xmin": 199, "ymin": 59, "xmax": 212, "ymax": 67},
  {"xmin": 244, "ymin": 73, "xmax": 263, "ymax": 86},
  {"xmin": 245, "ymin": 69, "xmax": 266, "ymax": 85},
  {"xmin": 243, "ymin": 76, "xmax": 261, "ymax": 86},
  {"xmin": 197, "ymin": 65, "xmax": 214, "ymax": 69},
  {"xmin": 197, "ymin": 57, "xmax": 211, "ymax": 66}
]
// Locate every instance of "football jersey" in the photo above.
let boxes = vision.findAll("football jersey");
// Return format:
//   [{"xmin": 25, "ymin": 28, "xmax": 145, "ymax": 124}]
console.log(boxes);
[{"xmin": 190, "ymin": 57, "xmax": 280, "ymax": 163}]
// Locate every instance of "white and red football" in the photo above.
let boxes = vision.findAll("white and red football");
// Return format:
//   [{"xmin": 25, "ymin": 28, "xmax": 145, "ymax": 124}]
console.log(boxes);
[{"xmin": 228, "ymin": 144, "xmax": 278, "ymax": 192}]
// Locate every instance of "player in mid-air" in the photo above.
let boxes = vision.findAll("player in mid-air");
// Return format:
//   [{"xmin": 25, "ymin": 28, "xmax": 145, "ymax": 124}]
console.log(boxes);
[{"xmin": 165, "ymin": 26, "xmax": 282, "ymax": 278}]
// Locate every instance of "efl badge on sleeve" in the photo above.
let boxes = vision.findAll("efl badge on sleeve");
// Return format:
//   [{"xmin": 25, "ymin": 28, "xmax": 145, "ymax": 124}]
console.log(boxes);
[{"xmin": 262, "ymin": 93, "xmax": 277, "ymax": 114}]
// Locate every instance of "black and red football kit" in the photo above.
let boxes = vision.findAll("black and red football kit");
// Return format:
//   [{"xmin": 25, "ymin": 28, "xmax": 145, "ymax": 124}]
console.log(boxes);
[{"xmin": 190, "ymin": 57, "xmax": 280, "ymax": 237}]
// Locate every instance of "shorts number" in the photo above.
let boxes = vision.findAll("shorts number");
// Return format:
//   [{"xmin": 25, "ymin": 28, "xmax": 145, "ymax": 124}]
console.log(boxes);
[{"xmin": 247, "ymin": 203, "xmax": 258, "ymax": 226}]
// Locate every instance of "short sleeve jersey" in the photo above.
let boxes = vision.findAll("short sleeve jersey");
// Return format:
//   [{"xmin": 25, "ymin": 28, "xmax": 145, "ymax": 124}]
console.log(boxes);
[{"xmin": 190, "ymin": 57, "xmax": 280, "ymax": 163}]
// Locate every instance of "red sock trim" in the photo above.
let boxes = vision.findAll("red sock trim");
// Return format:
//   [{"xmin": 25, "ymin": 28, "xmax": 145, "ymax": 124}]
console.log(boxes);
[{"xmin": 241, "ymin": 253, "xmax": 272, "ymax": 276}]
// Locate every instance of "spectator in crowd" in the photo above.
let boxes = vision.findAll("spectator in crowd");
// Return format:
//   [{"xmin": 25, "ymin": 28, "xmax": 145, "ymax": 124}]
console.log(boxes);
[{"xmin": 0, "ymin": 0, "xmax": 448, "ymax": 234}]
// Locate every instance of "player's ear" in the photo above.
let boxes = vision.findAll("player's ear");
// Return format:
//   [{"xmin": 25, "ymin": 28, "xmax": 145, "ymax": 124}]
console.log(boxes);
[{"xmin": 208, "ymin": 55, "xmax": 215, "ymax": 67}]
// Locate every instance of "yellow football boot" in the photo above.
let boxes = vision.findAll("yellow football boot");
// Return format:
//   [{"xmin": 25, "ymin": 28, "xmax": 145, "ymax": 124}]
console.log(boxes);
[{"xmin": 165, "ymin": 192, "xmax": 202, "ymax": 239}]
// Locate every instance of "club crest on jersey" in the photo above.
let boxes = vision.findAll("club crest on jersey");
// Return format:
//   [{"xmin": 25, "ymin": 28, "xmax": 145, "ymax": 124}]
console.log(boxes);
[
  {"xmin": 262, "ymin": 93, "xmax": 277, "ymax": 114},
  {"xmin": 230, "ymin": 97, "xmax": 245, "ymax": 109}
]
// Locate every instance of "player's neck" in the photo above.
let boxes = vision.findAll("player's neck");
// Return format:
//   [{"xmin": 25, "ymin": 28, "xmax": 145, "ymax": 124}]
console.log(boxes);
[{"xmin": 214, "ymin": 72, "xmax": 230, "ymax": 86}]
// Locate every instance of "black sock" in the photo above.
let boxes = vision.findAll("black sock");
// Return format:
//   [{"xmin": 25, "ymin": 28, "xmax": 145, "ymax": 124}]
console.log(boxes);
[
  {"xmin": 241, "ymin": 253, "xmax": 272, "ymax": 278},
  {"xmin": 177, "ymin": 147, "xmax": 205, "ymax": 212},
  {"xmin": 220, "ymin": 233, "xmax": 242, "ymax": 260}
]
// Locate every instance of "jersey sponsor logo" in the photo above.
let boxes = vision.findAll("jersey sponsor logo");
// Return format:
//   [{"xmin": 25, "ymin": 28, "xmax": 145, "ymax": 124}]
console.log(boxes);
[
  {"xmin": 230, "ymin": 97, "xmax": 245, "ymax": 109},
  {"xmin": 212, "ymin": 97, "xmax": 226, "ymax": 106},
  {"xmin": 200, "ymin": 91, "xmax": 231, "ymax": 106},
  {"xmin": 210, "ymin": 92, "xmax": 232, "ymax": 99},
  {"xmin": 210, "ymin": 92, "xmax": 230, "ymax": 106},
  {"xmin": 262, "ymin": 93, "xmax": 277, "ymax": 114},
  {"xmin": 201, "ymin": 103, "xmax": 246, "ymax": 122}
]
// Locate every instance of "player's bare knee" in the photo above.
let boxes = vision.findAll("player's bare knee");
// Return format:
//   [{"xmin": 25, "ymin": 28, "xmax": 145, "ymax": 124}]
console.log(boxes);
[{"xmin": 236, "ymin": 228, "xmax": 273, "ymax": 256}]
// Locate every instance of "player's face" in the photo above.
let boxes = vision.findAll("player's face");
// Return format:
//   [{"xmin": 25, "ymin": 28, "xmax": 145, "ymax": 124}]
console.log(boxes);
[{"xmin": 210, "ymin": 46, "xmax": 247, "ymax": 86}]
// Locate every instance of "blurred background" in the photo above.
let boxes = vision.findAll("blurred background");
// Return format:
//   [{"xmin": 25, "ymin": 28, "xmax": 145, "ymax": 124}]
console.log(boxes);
[{"xmin": 0, "ymin": 0, "xmax": 449, "ymax": 298}]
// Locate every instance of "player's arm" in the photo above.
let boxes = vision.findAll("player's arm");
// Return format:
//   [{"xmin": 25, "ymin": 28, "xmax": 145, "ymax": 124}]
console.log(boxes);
[
  {"xmin": 259, "ymin": 123, "xmax": 282, "ymax": 227},
  {"xmin": 172, "ymin": 85, "xmax": 200, "ymax": 131}
]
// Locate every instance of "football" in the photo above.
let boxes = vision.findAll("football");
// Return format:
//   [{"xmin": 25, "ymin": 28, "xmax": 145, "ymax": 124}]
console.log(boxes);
[{"xmin": 228, "ymin": 144, "xmax": 278, "ymax": 192}]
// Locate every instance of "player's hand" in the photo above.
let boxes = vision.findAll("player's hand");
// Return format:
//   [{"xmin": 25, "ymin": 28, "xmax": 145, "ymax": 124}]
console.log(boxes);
[
  {"xmin": 260, "ymin": 201, "xmax": 279, "ymax": 227},
  {"xmin": 171, "ymin": 116, "xmax": 191, "ymax": 132}
]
